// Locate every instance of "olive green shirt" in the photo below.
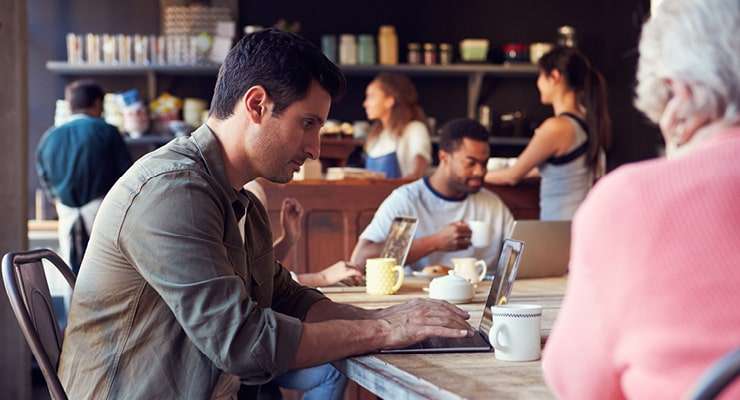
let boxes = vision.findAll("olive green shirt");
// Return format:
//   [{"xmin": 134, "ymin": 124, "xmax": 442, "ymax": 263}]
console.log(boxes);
[{"xmin": 58, "ymin": 124, "xmax": 327, "ymax": 399}]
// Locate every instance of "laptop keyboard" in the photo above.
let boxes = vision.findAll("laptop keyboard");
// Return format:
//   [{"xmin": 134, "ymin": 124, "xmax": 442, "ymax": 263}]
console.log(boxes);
[{"xmin": 402, "ymin": 332, "xmax": 490, "ymax": 351}]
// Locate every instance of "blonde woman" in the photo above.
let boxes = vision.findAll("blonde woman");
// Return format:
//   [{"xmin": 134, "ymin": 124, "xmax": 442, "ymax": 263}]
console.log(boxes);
[
  {"xmin": 543, "ymin": 0, "xmax": 740, "ymax": 397},
  {"xmin": 363, "ymin": 73, "xmax": 431, "ymax": 179}
]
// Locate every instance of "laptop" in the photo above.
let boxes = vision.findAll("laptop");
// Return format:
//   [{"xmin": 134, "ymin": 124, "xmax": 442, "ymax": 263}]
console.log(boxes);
[
  {"xmin": 336, "ymin": 216, "xmax": 417, "ymax": 289},
  {"xmin": 380, "ymin": 239, "xmax": 525, "ymax": 353},
  {"xmin": 508, "ymin": 220, "xmax": 570, "ymax": 279},
  {"xmin": 379, "ymin": 216, "xmax": 418, "ymax": 268}
]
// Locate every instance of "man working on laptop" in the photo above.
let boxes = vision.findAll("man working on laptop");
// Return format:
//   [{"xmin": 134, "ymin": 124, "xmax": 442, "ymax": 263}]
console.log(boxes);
[
  {"xmin": 352, "ymin": 118, "xmax": 515, "ymax": 271},
  {"xmin": 58, "ymin": 29, "xmax": 474, "ymax": 400}
]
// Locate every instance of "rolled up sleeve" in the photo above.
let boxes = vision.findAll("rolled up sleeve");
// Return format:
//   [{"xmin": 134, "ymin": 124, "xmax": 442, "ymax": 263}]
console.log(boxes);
[
  {"xmin": 117, "ymin": 170, "xmax": 302, "ymax": 383},
  {"xmin": 271, "ymin": 261, "xmax": 328, "ymax": 320}
]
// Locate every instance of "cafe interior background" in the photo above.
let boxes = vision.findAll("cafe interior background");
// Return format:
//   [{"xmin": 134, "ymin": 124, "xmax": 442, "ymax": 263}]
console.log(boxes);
[{"xmin": 1, "ymin": 0, "xmax": 663, "ymax": 397}]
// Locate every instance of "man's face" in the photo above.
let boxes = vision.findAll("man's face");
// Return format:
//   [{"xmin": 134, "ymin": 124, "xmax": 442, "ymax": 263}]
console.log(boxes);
[
  {"xmin": 254, "ymin": 81, "xmax": 331, "ymax": 183},
  {"xmin": 440, "ymin": 138, "xmax": 490, "ymax": 194}
]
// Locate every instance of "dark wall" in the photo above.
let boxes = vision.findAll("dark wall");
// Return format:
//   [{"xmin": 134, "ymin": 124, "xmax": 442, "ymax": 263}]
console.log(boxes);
[
  {"xmin": 238, "ymin": 0, "xmax": 662, "ymax": 168},
  {"xmin": 26, "ymin": 0, "xmax": 661, "ymax": 218}
]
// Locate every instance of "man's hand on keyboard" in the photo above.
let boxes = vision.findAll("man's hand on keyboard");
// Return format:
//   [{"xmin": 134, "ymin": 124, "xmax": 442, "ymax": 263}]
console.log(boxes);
[{"xmin": 373, "ymin": 299, "xmax": 475, "ymax": 349}]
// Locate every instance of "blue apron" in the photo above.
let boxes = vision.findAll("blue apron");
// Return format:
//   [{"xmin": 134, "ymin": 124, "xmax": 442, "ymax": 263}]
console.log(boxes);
[{"xmin": 366, "ymin": 152, "xmax": 402, "ymax": 179}]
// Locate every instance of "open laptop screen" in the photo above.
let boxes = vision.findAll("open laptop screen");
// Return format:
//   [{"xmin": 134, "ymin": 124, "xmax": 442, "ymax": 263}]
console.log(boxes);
[
  {"xmin": 379, "ymin": 216, "xmax": 418, "ymax": 268},
  {"xmin": 478, "ymin": 239, "xmax": 525, "ymax": 334}
]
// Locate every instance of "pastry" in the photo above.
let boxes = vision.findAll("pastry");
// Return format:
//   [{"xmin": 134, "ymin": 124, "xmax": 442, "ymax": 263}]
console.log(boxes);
[{"xmin": 422, "ymin": 265, "xmax": 451, "ymax": 276}]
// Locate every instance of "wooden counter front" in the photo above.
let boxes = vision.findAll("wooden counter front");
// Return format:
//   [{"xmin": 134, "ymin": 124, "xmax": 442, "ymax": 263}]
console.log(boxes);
[{"xmin": 262, "ymin": 178, "xmax": 539, "ymax": 273}]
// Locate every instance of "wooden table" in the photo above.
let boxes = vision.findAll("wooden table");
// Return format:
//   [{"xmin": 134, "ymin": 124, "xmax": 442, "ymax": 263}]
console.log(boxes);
[{"xmin": 324, "ymin": 277, "xmax": 566, "ymax": 399}]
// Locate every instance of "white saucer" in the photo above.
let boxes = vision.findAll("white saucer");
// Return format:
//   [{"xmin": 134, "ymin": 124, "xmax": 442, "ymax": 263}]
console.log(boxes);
[{"xmin": 412, "ymin": 271, "xmax": 445, "ymax": 279}]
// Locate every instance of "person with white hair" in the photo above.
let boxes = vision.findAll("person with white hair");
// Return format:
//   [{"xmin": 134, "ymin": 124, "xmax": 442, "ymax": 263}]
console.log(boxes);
[{"xmin": 542, "ymin": 0, "xmax": 740, "ymax": 398}]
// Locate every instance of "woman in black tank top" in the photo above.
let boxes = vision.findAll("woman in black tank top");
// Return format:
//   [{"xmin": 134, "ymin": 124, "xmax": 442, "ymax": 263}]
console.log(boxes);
[{"xmin": 484, "ymin": 47, "xmax": 611, "ymax": 216}]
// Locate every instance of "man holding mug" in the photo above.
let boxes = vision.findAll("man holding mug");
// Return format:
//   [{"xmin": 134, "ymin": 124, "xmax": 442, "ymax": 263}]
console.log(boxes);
[{"xmin": 352, "ymin": 118, "xmax": 515, "ymax": 272}]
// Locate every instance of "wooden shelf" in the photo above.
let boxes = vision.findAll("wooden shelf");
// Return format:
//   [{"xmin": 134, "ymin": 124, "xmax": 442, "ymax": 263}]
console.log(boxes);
[
  {"xmin": 342, "ymin": 63, "xmax": 538, "ymax": 77},
  {"xmin": 47, "ymin": 61, "xmax": 537, "ymax": 77},
  {"xmin": 46, "ymin": 61, "xmax": 220, "ymax": 75},
  {"xmin": 46, "ymin": 61, "xmax": 538, "ymax": 121}
]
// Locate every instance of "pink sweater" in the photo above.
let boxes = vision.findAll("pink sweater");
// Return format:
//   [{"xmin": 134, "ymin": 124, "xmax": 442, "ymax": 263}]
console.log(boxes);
[{"xmin": 542, "ymin": 128, "xmax": 740, "ymax": 399}]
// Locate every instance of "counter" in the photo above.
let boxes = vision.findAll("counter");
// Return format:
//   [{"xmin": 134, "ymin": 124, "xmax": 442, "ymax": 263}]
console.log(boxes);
[{"xmin": 261, "ymin": 178, "xmax": 539, "ymax": 273}]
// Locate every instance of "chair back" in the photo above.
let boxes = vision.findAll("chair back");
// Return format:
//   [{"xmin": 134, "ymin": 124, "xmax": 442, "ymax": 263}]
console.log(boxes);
[
  {"xmin": 689, "ymin": 348, "xmax": 740, "ymax": 400},
  {"xmin": 2, "ymin": 248, "xmax": 75, "ymax": 400}
]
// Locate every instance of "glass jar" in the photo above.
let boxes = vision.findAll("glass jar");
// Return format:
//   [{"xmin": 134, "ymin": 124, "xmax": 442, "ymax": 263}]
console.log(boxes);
[
  {"xmin": 378, "ymin": 25, "xmax": 398, "ymax": 65},
  {"xmin": 407, "ymin": 42, "xmax": 421, "ymax": 65},
  {"xmin": 423, "ymin": 43, "xmax": 437, "ymax": 65},
  {"xmin": 439, "ymin": 43, "xmax": 452, "ymax": 65},
  {"xmin": 357, "ymin": 34, "xmax": 376, "ymax": 65},
  {"xmin": 321, "ymin": 35, "xmax": 337, "ymax": 64},
  {"xmin": 339, "ymin": 34, "xmax": 357, "ymax": 65},
  {"xmin": 557, "ymin": 25, "xmax": 577, "ymax": 47}
]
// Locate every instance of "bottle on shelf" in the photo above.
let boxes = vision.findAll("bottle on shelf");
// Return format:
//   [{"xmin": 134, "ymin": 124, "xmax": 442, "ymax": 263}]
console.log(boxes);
[
  {"xmin": 339, "ymin": 34, "xmax": 357, "ymax": 65},
  {"xmin": 378, "ymin": 25, "xmax": 398, "ymax": 65},
  {"xmin": 423, "ymin": 43, "xmax": 437, "ymax": 65},
  {"xmin": 407, "ymin": 42, "xmax": 421, "ymax": 64},
  {"xmin": 357, "ymin": 34, "xmax": 376, "ymax": 65}
]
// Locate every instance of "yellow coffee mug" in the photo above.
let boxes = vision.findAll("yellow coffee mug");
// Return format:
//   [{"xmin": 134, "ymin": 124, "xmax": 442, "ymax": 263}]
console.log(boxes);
[{"xmin": 365, "ymin": 258, "xmax": 404, "ymax": 295}]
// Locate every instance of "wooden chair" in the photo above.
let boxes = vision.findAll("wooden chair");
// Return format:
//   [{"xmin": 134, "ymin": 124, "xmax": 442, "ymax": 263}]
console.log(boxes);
[{"xmin": 2, "ymin": 248, "xmax": 75, "ymax": 400}]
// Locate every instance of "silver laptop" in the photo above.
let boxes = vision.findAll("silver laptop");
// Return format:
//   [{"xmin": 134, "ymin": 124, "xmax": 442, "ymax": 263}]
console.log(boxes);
[
  {"xmin": 338, "ymin": 217, "xmax": 417, "ymax": 288},
  {"xmin": 508, "ymin": 220, "xmax": 570, "ymax": 279},
  {"xmin": 380, "ymin": 239, "xmax": 525, "ymax": 354},
  {"xmin": 379, "ymin": 216, "xmax": 418, "ymax": 268}
]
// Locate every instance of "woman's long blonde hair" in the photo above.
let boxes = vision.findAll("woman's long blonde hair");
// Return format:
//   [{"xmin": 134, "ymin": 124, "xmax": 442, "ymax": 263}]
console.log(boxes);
[{"xmin": 368, "ymin": 73, "xmax": 427, "ymax": 141}]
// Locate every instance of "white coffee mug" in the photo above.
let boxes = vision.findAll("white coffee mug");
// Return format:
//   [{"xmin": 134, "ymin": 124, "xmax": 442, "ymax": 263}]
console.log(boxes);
[
  {"xmin": 489, "ymin": 304, "xmax": 542, "ymax": 362},
  {"xmin": 451, "ymin": 257, "xmax": 487, "ymax": 284},
  {"xmin": 487, "ymin": 157, "xmax": 509, "ymax": 171},
  {"xmin": 468, "ymin": 220, "xmax": 492, "ymax": 248}
]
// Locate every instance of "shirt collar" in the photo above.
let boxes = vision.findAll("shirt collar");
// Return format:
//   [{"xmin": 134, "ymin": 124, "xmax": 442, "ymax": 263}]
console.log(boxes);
[
  {"xmin": 67, "ymin": 113, "xmax": 94, "ymax": 122},
  {"xmin": 423, "ymin": 176, "xmax": 468, "ymax": 202},
  {"xmin": 190, "ymin": 124, "xmax": 248, "ymax": 213}
]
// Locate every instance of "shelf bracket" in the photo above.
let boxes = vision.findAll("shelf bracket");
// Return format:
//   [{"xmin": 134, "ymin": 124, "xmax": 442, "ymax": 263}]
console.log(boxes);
[
  {"xmin": 146, "ymin": 70, "xmax": 157, "ymax": 101},
  {"xmin": 467, "ymin": 72, "xmax": 484, "ymax": 119}
]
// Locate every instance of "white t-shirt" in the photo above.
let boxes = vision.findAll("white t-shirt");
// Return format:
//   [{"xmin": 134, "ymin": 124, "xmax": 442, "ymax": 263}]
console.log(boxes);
[
  {"xmin": 360, "ymin": 178, "xmax": 515, "ymax": 271},
  {"xmin": 366, "ymin": 121, "xmax": 432, "ymax": 177}
]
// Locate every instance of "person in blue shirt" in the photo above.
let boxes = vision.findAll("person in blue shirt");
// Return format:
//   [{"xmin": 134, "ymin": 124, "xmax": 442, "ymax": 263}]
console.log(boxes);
[{"xmin": 36, "ymin": 80, "xmax": 132, "ymax": 272}]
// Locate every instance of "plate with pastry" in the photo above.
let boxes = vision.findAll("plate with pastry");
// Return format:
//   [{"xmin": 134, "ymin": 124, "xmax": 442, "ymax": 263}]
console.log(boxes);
[{"xmin": 412, "ymin": 265, "xmax": 452, "ymax": 279}]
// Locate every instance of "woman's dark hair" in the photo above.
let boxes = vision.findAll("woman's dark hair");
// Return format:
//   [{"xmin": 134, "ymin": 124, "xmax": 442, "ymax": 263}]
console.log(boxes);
[
  {"xmin": 210, "ymin": 28, "xmax": 346, "ymax": 119},
  {"xmin": 368, "ymin": 73, "xmax": 427, "ymax": 139},
  {"xmin": 438, "ymin": 118, "xmax": 489, "ymax": 153},
  {"xmin": 65, "ymin": 80, "xmax": 104, "ymax": 112},
  {"xmin": 538, "ymin": 46, "xmax": 611, "ymax": 170}
]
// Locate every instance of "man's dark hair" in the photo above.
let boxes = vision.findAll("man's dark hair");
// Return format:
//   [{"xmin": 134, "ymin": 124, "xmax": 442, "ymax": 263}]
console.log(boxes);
[
  {"xmin": 65, "ymin": 80, "xmax": 105, "ymax": 112},
  {"xmin": 438, "ymin": 118, "xmax": 490, "ymax": 153},
  {"xmin": 210, "ymin": 28, "xmax": 346, "ymax": 119}
]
